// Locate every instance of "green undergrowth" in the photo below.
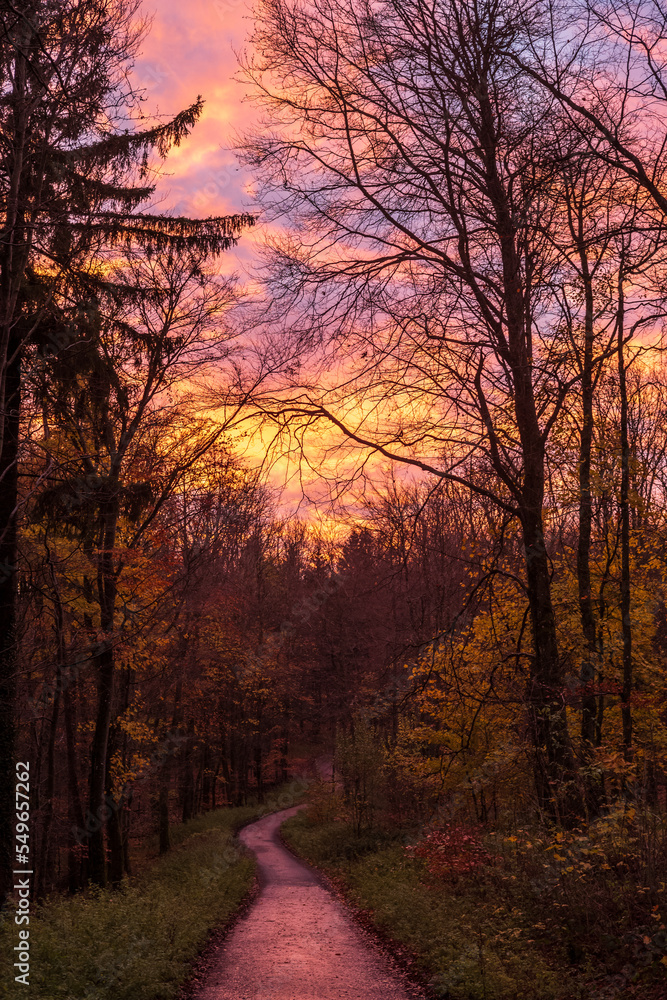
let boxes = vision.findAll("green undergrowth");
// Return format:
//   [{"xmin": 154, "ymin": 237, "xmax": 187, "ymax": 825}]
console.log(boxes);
[
  {"xmin": 0, "ymin": 786, "xmax": 304, "ymax": 1000},
  {"xmin": 281, "ymin": 808, "xmax": 667, "ymax": 1000},
  {"xmin": 282, "ymin": 810, "xmax": 560, "ymax": 1000}
]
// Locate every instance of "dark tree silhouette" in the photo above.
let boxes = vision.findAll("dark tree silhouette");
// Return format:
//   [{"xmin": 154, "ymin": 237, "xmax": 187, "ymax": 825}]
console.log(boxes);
[{"xmin": 0, "ymin": 0, "xmax": 253, "ymax": 900}]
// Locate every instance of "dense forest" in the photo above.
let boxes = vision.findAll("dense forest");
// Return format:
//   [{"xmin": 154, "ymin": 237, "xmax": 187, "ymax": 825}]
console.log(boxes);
[{"xmin": 1, "ymin": 0, "xmax": 667, "ymax": 997}]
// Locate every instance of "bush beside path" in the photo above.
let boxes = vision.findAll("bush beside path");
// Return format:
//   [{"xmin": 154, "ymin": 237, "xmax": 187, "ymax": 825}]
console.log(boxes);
[{"xmin": 281, "ymin": 807, "xmax": 667, "ymax": 1000}]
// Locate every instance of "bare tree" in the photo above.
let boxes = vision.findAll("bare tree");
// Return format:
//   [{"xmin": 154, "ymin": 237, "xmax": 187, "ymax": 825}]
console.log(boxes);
[
  {"xmin": 507, "ymin": 0, "xmax": 667, "ymax": 219},
  {"xmin": 241, "ymin": 0, "xmax": 611, "ymax": 816}
]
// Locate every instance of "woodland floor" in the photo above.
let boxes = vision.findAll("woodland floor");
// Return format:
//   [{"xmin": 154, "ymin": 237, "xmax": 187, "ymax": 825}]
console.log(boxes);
[{"xmin": 192, "ymin": 805, "xmax": 427, "ymax": 1000}]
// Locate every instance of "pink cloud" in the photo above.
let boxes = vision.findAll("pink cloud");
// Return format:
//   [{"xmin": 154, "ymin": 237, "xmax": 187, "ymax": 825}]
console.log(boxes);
[{"xmin": 135, "ymin": 0, "xmax": 261, "ymax": 265}]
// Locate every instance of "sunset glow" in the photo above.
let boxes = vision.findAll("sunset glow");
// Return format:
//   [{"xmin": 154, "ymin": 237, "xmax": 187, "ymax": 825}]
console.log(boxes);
[{"xmin": 3, "ymin": 4, "xmax": 667, "ymax": 996}]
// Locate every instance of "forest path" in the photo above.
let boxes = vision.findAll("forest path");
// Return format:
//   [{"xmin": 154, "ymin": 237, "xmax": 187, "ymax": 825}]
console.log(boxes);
[{"xmin": 195, "ymin": 806, "xmax": 425, "ymax": 1000}]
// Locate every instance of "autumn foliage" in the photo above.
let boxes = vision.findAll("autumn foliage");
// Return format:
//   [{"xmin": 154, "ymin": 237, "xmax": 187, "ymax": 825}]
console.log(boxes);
[
  {"xmin": 3, "ymin": 1, "xmax": 667, "ymax": 996},
  {"xmin": 407, "ymin": 826, "xmax": 495, "ymax": 881}
]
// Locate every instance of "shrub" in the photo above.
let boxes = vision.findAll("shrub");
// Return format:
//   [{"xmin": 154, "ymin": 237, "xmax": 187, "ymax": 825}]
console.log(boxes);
[{"xmin": 408, "ymin": 825, "xmax": 495, "ymax": 881}]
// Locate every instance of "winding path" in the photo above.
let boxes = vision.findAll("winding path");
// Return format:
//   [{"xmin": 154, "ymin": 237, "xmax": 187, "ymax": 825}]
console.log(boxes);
[{"xmin": 195, "ymin": 806, "xmax": 425, "ymax": 1000}]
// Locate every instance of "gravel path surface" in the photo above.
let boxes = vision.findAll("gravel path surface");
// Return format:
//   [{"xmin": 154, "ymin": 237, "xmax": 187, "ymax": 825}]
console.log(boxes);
[{"xmin": 195, "ymin": 806, "xmax": 425, "ymax": 1000}]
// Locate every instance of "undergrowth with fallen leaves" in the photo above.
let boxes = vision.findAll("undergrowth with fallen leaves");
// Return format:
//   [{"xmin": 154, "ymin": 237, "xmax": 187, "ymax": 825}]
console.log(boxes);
[{"xmin": 281, "ymin": 788, "xmax": 667, "ymax": 1000}]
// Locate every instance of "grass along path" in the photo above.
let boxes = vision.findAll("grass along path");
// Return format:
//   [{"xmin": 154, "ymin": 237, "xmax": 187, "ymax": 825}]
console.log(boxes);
[
  {"xmin": 280, "ymin": 809, "xmax": 667, "ymax": 1000},
  {"xmin": 0, "ymin": 783, "xmax": 307, "ymax": 1000},
  {"xmin": 280, "ymin": 811, "xmax": 562, "ymax": 1000}
]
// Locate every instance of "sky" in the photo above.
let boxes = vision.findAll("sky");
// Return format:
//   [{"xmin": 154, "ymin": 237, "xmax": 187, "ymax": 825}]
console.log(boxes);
[
  {"xmin": 132, "ymin": 1, "xmax": 311, "ymax": 505},
  {"xmin": 131, "ymin": 1, "xmax": 414, "ymax": 515},
  {"xmin": 133, "ymin": 0, "xmax": 261, "ymax": 271}
]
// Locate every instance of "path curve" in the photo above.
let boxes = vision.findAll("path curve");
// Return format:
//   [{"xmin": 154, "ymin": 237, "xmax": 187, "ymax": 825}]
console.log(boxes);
[{"xmin": 195, "ymin": 806, "xmax": 425, "ymax": 1000}]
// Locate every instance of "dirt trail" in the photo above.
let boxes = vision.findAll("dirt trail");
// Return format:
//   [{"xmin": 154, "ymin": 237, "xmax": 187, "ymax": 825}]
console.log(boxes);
[{"xmin": 195, "ymin": 806, "xmax": 426, "ymax": 1000}]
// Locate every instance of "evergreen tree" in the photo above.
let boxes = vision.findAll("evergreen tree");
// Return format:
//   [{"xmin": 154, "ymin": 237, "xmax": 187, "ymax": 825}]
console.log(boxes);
[{"xmin": 0, "ymin": 0, "xmax": 253, "ymax": 900}]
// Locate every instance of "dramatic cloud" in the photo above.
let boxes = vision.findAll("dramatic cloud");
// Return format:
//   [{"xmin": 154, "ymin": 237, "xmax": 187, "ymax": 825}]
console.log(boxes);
[{"xmin": 135, "ymin": 0, "xmax": 259, "ymax": 267}]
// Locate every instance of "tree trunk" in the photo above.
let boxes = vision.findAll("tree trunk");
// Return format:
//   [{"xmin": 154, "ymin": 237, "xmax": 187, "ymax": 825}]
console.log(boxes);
[
  {"xmin": 478, "ymin": 89, "xmax": 582, "ymax": 822},
  {"xmin": 577, "ymin": 266, "xmax": 600, "ymax": 752},
  {"xmin": 158, "ymin": 675, "xmax": 183, "ymax": 854},
  {"xmin": 106, "ymin": 663, "xmax": 131, "ymax": 885},
  {"xmin": 38, "ymin": 574, "xmax": 70, "ymax": 896},
  {"xmin": 617, "ymin": 279, "xmax": 633, "ymax": 763},
  {"xmin": 158, "ymin": 783, "xmax": 170, "ymax": 854},
  {"xmin": 64, "ymin": 675, "xmax": 85, "ymax": 892},
  {"xmin": 522, "ymin": 507, "xmax": 579, "ymax": 819},
  {"xmin": 87, "ymin": 640, "xmax": 114, "ymax": 885},
  {"xmin": 106, "ymin": 791, "xmax": 124, "ymax": 886},
  {"xmin": 211, "ymin": 762, "xmax": 219, "ymax": 809},
  {"xmin": 36, "ymin": 666, "xmax": 61, "ymax": 898},
  {"xmin": 122, "ymin": 788, "xmax": 132, "ymax": 876},
  {"xmin": 572, "ymin": 250, "xmax": 604, "ymax": 816},
  {"xmin": 254, "ymin": 717, "xmax": 264, "ymax": 802},
  {"xmin": 0, "ymin": 34, "xmax": 33, "ymax": 904},
  {"xmin": 87, "ymin": 498, "xmax": 119, "ymax": 886},
  {"xmin": 0, "ymin": 338, "xmax": 20, "ymax": 906},
  {"xmin": 280, "ymin": 720, "xmax": 289, "ymax": 783},
  {"xmin": 180, "ymin": 718, "xmax": 195, "ymax": 823}
]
